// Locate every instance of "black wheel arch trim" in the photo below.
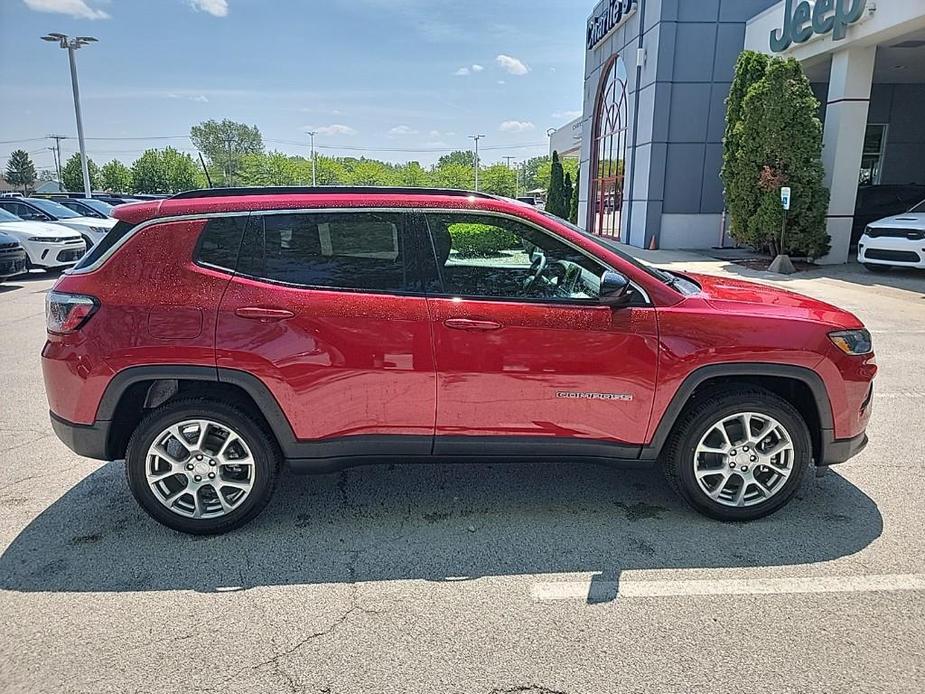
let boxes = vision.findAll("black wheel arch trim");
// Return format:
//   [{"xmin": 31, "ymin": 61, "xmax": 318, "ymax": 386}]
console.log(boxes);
[{"xmin": 641, "ymin": 362, "xmax": 835, "ymax": 461}]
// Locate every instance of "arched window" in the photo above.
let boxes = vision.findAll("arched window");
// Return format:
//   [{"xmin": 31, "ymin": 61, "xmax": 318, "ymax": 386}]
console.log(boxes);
[{"xmin": 588, "ymin": 55, "xmax": 629, "ymax": 238}]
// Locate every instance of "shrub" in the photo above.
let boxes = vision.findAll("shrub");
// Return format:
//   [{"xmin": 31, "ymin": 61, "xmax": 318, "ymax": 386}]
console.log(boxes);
[{"xmin": 449, "ymin": 223, "xmax": 521, "ymax": 257}]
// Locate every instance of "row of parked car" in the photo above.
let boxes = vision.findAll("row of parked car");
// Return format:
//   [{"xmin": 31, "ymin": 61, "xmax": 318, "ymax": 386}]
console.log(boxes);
[{"xmin": 0, "ymin": 192, "xmax": 167, "ymax": 283}]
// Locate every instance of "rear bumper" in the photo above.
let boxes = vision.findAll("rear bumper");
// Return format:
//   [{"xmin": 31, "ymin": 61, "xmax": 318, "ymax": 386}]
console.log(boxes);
[
  {"xmin": 820, "ymin": 430, "xmax": 868, "ymax": 466},
  {"xmin": 49, "ymin": 411, "xmax": 110, "ymax": 460}
]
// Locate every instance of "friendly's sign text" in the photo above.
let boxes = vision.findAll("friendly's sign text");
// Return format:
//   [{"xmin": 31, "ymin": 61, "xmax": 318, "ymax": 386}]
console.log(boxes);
[{"xmin": 771, "ymin": 0, "xmax": 868, "ymax": 52}]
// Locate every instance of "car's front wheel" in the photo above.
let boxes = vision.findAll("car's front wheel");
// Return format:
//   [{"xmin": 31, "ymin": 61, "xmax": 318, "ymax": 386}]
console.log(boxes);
[
  {"xmin": 662, "ymin": 387, "xmax": 811, "ymax": 521},
  {"xmin": 125, "ymin": 399, "xmax": 280, "ymax": 534}
]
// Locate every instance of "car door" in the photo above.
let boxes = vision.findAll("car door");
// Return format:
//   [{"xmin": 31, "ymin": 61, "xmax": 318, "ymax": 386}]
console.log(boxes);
[
  {"xmin": 419, "ymin": 210, "xmax": 659, "ymax": 457},
  {"xmin": 216, "ymin": 209, "xmax": 436, "ymax": 456}
]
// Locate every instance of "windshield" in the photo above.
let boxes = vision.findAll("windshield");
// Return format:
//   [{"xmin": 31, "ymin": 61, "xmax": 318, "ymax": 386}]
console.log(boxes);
[
  {"xmin": 25, "ymin": 198, "xmax": 81, "ymax": 219},
  {"xmin": 0, "ymin": 208, "xmax": 22, "ymax": 223},
  {"xmin": 539, "ymin": 211, "xmax": 678, "ymax": 283},
  {"xmin": 909, "ymin": 199, "xmax": 925, "ymax": 213},
  {"xmin": 79, "ymin": 199, "xmax": 114, "ymax": 216}
]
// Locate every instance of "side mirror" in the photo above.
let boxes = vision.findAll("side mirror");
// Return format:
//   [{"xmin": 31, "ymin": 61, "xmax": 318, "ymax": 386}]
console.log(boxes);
[{"xmin": 599, "ymin": 270, "xmax": 632, "ymax": 307}]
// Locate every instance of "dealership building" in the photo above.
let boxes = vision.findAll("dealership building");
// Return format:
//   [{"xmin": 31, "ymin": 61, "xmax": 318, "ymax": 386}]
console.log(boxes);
[{"xmin": 558, "ymin": 0, "xmax": 925, "ymax": 263}]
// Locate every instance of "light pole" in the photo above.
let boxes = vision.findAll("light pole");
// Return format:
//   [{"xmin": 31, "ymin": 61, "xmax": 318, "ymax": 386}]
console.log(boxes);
[
  {"xmin": 41, "ymin": 33, "xmax": 97, "ymax": 198},
  {"xmin": 307, "ymin": 131, "xmax": 317, "ymax": 186},
  {"xmin": 469, "ymin": 134, "xmax": 485, "ymax": 192}
]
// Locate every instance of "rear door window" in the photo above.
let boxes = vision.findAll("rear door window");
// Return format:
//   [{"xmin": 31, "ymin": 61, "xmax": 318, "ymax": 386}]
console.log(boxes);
[{"xmin": 238, "ymin": 211, "xmax": 420, "ymax": 293}]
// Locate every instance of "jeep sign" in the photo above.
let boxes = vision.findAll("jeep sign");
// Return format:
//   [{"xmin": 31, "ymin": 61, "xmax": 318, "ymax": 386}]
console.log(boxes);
[
  {"xmin": 587, "ymin": 0, "xmax": 638, "ymax": 51},
  {"xmin": 770, "ymin": 0, "xmax": 868, "ymax": 52}
]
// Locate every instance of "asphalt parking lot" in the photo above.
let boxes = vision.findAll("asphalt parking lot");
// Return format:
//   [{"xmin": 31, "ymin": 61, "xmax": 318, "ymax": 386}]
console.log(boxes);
[{"xmin": 1, "ymin": 257, "xmax": 924, "ymax": 694}]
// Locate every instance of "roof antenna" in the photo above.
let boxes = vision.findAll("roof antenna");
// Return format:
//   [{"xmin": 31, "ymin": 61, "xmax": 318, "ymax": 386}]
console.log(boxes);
[{"xmin": 197, "ymin": 152, "xmax": 213, "ymax": 188}]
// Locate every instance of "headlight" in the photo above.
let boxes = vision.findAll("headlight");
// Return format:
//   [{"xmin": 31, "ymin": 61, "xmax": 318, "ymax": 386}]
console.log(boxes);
[
  {"xmin": 27, "ymin": 236, "xmax": 68, "ymax": 242},
  {"xmin": 829, "ymin": 329, "xmax": 873, "ymax": 355}
]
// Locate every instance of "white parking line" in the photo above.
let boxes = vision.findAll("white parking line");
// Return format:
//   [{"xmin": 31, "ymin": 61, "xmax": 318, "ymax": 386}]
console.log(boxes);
[{"xmin": 531, "ymin": 574, "xmax": 925, "ymax": 601}]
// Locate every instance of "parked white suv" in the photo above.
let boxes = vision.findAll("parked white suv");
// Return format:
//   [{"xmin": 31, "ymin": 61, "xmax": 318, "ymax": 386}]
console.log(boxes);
[
  {"xmin": 858, "ymin": 199, "xmax": 925, "ymax": 272},
  {"xmin": 0, "ymin": 197, "xmax": 115, "ymax": 249},
  {"xmin": 0, "ymin": 208, "xmax": 86, "ymax": 270}
]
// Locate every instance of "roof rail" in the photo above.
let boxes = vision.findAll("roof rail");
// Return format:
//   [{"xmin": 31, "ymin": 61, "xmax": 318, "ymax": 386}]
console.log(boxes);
[{"xmin": 170, "ymin": 186, "xmax": 498, "ymax": 201}]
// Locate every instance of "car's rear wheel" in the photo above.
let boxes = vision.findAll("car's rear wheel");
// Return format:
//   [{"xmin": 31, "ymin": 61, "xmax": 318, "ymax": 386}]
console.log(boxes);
[
  {"xmin": 125, "ymin": 399, "xmax": 280, "ymax": 534},
  {"xmin": 662, "ymin": 387, "xmax": 811, "ymax": 521},
  {"xmin": 863, "ymin": 263, "xmax": 892, "ymax": 273}
]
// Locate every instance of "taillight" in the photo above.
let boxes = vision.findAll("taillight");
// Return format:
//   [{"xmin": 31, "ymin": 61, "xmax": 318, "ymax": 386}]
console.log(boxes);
[{"xmin": 45, "ymin": 291, "xmax": 98, "ymax": 334}]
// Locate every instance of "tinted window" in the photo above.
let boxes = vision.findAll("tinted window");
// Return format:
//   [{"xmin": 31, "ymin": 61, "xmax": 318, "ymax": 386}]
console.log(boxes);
[
  {"xmin": 72, "ymin": 220, "xmax": 137, "ymax": 270},
  {"xmin": 0, "ymin": 201, "xmax": 41, "ymax": 220},
  {"xmin": 25, "ymin": 198, "xmax": 81, "ymax": 219},
  {"xmin": 423, "ymin": 213, "xmax": 606, "ymax": 302},
  {"xmin": 239, "ymin": 211, "xmax": 418, "ymax": 292},
  {"xmin": 196, "ymin": 215, "xmax": 247, "ymax": 272}
]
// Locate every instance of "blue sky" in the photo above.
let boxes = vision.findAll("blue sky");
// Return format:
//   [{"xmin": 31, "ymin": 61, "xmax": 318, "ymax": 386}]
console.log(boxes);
[{"xmin": 0, "ymin": 0, "xmax": 587, "ymax": 172}]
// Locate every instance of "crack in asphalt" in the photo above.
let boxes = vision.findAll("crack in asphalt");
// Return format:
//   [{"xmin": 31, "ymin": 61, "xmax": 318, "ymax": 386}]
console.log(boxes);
[{"xmin": 220, "ymin": 550, "xmax": 385, "ymax": 692}]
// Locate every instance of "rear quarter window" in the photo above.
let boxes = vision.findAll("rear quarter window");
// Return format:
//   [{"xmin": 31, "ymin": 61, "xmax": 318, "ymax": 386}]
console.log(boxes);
[
  {"xmin": 72, "ymin": 220, "xmax": 137, "ymax": 270},
  {"xmin": 195, "ymin": 216, "xmax": 247, "ymax": 272}
]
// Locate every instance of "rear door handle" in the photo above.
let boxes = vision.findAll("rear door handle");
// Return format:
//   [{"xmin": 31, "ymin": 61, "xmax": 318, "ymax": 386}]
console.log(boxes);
[
  {"xmin": 235, "ymin": 306, "xmax": 295, "ymax": 322},
  {"xmin": 444, "ymin": 318, "xmax": 503, "ymax": 331}
]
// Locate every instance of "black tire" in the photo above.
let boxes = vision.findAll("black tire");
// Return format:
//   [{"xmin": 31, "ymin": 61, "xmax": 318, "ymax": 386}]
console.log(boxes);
[
  {"xmin": 863, "ymin": 263, "xmax": 892, "ymax": 273},
  {"xmin": 662, "ymin": 386, "xmax": 811, "ymax": 521},
  {"xmin": 125, "ymin": 398, "xmax": 281, "ymax": 534}
]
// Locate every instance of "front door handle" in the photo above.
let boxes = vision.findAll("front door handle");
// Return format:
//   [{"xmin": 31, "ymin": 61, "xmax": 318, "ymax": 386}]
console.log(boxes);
[
  {"xmin": 235, "ymin": 306, "xmax": 295, "ymax": 322},
  {"xmin": 444, "ymin": 318, "xmax": 503, "ymax": 331}
]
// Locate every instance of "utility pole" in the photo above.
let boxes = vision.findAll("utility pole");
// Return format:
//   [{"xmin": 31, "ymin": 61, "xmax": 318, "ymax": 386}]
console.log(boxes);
[
  {"xmin": 503, "ymin": 157, "xmax": 516, "ymax": 197},
  {"xmin": 307, "ymin": 131, "xmax": 317, "ymax": 186},
  {"xmin": 47, "ymin": 134, "xmax": 66, "ymax": 184},
  {"xmin": 469, "ymin": 134, "xmax": 485, "ymax": 192},
  {"xmin": 41, "ymin": 34, "xmax": 97, "ymax": 198}
]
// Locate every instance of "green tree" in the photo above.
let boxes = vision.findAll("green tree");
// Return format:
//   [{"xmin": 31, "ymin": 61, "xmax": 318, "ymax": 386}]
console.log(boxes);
[
  {"xmin": 100, "ymin": 159, "xmax": 133, "ymax": 192},
  {"xmin": 569, "ymin": 170, "xmax": 580, "ymax": 224},
  {"xmin": 62, "ymin": 153, "xmax": 99, "ymax": 191},
  {"xmin": 346, "ymin": 159, "xmax": 397, "ymax": 186},
  {"xmin": 240, "ymin": 151, "xmax": 299, "ymax": 186},
  {"xmin": 131, "ymin": 149, "xmax": 169, "ymax": 194},
  {"xmin": 397, "ymin": 161, "xmax": 431, "ymax": 187},
  {"xmin": 480, "ymin": 163, "xmax": 517, "ymax": 197},
  {"xmin": 313, "ymin": 156, "xmax": 347, "ymax": 185},
  {"xmin": 190, "ymin": 119, "xmax": 264, "ymax": 186},
  {"xmin": 730, "ymin": 56, "xmax": 830, "ymax": 257},
  {"xmin": 546, "ymin": 151, "xmax": 567, "ymax": 218},
  {"xmin": 521, "ymin": 155, "xmax": 549, "ymax": 192},
  {"xmin": 437, "ymin": 150, "xmax": 475, "ymax": 169},
  {"xmin": 722, "ymin": 51, "xmax": 771, "ymax": 243},
  {"xmin": 433, "ymin": 162, "xmax": 474, "ymax": 190},
  {"xmin": 5, "ymin": 150, "xmax": 37, "ymax": 193},
  {"xmin": 131, "ymin": 147, "xmax": 203, "ymax": 194}
]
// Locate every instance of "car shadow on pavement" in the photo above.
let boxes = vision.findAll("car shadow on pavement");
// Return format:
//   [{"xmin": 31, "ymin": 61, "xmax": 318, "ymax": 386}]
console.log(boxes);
[{"xmin": 0, "ymin": 460, "xmax": 882, "ymax": 599}]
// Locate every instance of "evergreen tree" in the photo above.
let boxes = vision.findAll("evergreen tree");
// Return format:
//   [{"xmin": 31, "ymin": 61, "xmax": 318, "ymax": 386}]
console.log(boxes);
[
  {"xmin": 734, "ymin": 57, "xmax": 830, "ymax": 257},
  {"xmin": 5, "ymin": 150, "xmax": 37, "ymax": 192},
  {"xmin": 547, "ymin": 151, "xmax": 566, "ymax": 218},
  {"xmin": 569, "ymin": 170, "xmax": 580, "ymax": 225},
  {"xmin": 722, "ymin": 51, "xmax": 771, "ymax": 244},
  {"xmin": 563, "ymin": 172, "xmax": 573, "ymax": 220}
]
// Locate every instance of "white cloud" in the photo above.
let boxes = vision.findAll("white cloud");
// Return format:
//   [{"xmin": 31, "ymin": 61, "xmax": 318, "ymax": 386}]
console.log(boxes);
[
  {"xmin": 169, "ymin": 93, "xmax": 209, "ymax": 103},
  {"xmin": 455, "ymin": 63, "xmax": 484, "ymax": 77},
  {"xmin": 388, "ymin": 125, "xmax": 419, "ymax": 136},
  {"xmin": 23, "ymin": 0, "xmax": 109, "ymax": 20},
  {"xmin": 499, "ymin": 120, "xmax": 535, "ymax": 133},
  {"xmin": 188, "ymin": 0, "xmax": 228, "ymax": 17},
  {"xmin": 496, "ymin": 54, "xmax": 529, "ymax": 76},
  {"xmin": 454, "ymin": 66, "xmax": 470, "ymax": 76},
  {"xmin": 310, "ymin": 124, "xmax": 357, "ymax": 136},
  {"xmin": 471, "ymin": 64, "xmax": 484, "ymax": 72},
  {"xmin": 497, "ymin": 80, "xmax": 506, "ymax": 85},
  {"xmin": 552, "ymin": 110, "xmax": 581, "ymax": 120}
]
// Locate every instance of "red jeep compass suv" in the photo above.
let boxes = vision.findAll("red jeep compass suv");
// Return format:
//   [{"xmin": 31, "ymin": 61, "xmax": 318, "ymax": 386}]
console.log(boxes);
[{"xmin": 42, "ymin": 187, "xmax": 876, "ymax": 534}]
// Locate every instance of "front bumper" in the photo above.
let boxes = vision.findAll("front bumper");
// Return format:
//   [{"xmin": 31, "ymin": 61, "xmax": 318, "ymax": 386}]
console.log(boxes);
[
  {"xmin": 22, "ymin": 239, "xmax": 86, "ymax": 269},
  {"xmin": 820, "ymin": 430, "xmax": 868, "ymax": 466},
  {"xmin": 858, "ymin": 235, "xmax": 925, "ymax": 268},
  {"xmin": 0, "ymin": 248, "xmax": 27, "ymax": 279}
]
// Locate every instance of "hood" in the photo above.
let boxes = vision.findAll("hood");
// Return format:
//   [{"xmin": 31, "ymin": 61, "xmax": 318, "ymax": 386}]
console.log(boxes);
[
  {"xmin": 867, "ymin": 212, "xmax": 925, "ymax": 231},
  {"xmin": 686, "ymin": 273, "xmax": 863, "ymax": 329},
  {"xmin": 0, "ymin": 220, "xmax": 83, "ymax": 239},
  {"xmin": 54, "ymin": 216, "xmax": 117, "ymax": 230}
]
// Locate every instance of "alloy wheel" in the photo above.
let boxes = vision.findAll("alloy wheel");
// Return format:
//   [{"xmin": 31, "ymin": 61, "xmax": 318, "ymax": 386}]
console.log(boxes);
[
  {"xmin": 693, "ymin": 411, "xmax": 795, "ymax": 508},
  {"xmin": 145, "ymin": 419, "xmax": 255, "ymax": 519}
]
